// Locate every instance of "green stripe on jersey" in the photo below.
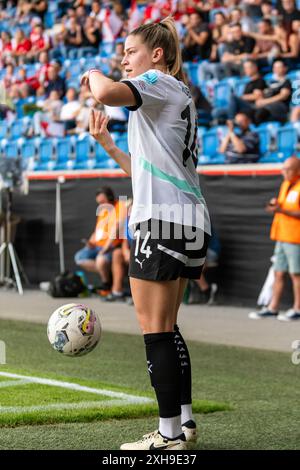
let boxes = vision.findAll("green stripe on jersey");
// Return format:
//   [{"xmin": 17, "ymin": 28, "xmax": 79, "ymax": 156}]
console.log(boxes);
[{"xmin": 139, "ymin": 156, "xmax": 203, "ymax": 199}]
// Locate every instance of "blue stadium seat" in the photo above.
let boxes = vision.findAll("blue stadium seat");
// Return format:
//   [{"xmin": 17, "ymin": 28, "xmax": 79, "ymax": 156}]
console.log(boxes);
[
  {"xmin": 45, "ymin": 11, "xmax": 56, "ymax": 29},
  {"xmin": 277, "ymin": 124, "xmax": 298, "ymax": 160},
  {"xmin": 0, "ymin": 122, "xmax": 9, "ymax": 139},
  {"xmin": 54, "ymin": 137, "xmax": 73, "ymax": 170},
  {"xmin": 66, "ymin": 77, "xmax": 80, "ymax": 88},
  {"xmin": 255, "ymin": 128, "xmax": 273, "ymax": 158},
  {"xmin": 20, "ymin": 140, "xmax": 36, "ymax": 159},
  {"xmin": 67, "ymin": 49, "xmax": 81, "ymax": 60},
  {"xmin": 84, "ymin": 57, "xmax": 101, "ymax": 70},
  {"xmin": 213, "ymin": 80, "xmax": 233, "ymax": 108},
  {"xmin": 115, "ymin": 134, "xmax": 128, "ymax": 154},
  {"xmin": 67, "ymin": 59, "xmax": 82, "ymax": 78},
  {"xmin": 73, "ymin": 137, "xmax": 93, "ymax": 169},
  {"xmin": 184, "ymin": 62, "xmax": 200, "ymax": 86},
  {"xmin": 99, "ymin": 42, "xmax": 114, "ymax": 57},
  {"xmin": 25, "ymin": 63, "xmax": 38, "ymax": 77},
  {"xmin": 35, "ymin": 138, "xmax": 55, "ymax": 171},
  {"xmin": 235, "ymin": 77, "xmax": 250, "ymax": 97},
  {"xmin": 98, "ymin": 58, "xmax": 110, "ymax": 76},
  {"xmin": 199, "ymin": 129, "xmax": 225, "ymax": 164},
  {"xmin": 10, "ymin": 119, "xmax": 28, "ymax": 140},
  {"xmin": 93, "ymin": 141, "xmax": 112, "ymax": 169},
  {"xmin": 77, "ymin": 47, "xmax": 98, "ymax": 59},
  {"xmin": 4, "ymin": 141, "xmax": 19, "ymax": 159}
]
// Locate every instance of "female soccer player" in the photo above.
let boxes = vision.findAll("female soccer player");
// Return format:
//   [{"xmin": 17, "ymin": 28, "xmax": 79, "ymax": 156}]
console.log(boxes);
[{"xmin": 81, "ymin": 17, "xmax": 211, "ymax": 450}]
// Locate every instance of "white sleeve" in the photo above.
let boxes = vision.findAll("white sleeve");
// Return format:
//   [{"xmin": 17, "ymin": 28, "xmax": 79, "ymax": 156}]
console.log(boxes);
[{"xmin": 122, "ymin": 70, "xmax": 167, "ymax": 111}]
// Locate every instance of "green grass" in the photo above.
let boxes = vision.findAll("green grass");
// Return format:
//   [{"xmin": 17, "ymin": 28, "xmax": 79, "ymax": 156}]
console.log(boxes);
[
  {"xmin": 0, "ymin": 319, "xmax": 228, "ymax": 430},
  {"xmin": 0, "ymin": 319, "xmax": 299, "ymax": 449}
]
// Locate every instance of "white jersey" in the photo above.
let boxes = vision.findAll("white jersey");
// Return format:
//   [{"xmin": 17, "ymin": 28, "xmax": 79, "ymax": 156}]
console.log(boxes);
[{"xmin": 122, "ymin": 69, "xmax": 210, "ymax": 234}]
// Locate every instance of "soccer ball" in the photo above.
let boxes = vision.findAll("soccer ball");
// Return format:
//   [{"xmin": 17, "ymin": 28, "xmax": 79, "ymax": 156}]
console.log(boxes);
[{"xmin": 47, "ymin": 303, "xmax": 101, "ymax": 357}]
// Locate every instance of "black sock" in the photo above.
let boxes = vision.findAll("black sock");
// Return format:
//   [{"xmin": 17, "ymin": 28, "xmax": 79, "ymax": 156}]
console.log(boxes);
[
  {"xmin": 144, "ymin": 332, "xmax": 181, "ymax": 418},
  {"xmin": 174, "ymin": 324, "xmax": 192, "ymax": 405}
]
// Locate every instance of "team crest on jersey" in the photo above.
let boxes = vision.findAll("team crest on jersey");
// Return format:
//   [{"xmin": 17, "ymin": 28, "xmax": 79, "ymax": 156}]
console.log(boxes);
[{"xmin": 140, "ymin": 71, "xmax": 158, "ymax": 85}]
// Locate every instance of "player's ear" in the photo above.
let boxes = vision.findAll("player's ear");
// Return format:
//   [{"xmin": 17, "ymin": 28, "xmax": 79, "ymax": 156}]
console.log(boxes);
[{"xmin": 152, "ymin": 47, "xmax": 164, "ymax": 64}]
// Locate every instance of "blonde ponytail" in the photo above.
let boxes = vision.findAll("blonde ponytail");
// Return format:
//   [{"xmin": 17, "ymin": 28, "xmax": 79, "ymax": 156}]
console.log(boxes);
[
  {"xmin": 130, "ymin": 17, "xmax": 188, "ymax": 85},
  {"xmin": 159, "ymin": 17, "xmax": 187, "ymax": 85}
]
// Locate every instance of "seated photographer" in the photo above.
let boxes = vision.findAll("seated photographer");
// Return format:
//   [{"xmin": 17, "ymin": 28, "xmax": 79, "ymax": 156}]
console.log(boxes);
[
  {"xmin": 74, "ymin": 187, "xmax": 125, "ymax": 292},
  {"xmin": 219, "ymin": 113, "xmax": 260, "ymax": 164}
]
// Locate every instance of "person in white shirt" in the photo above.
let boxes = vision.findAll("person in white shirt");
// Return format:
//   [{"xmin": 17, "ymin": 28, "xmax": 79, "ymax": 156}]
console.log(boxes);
[
  {"xmin": 60, "ymin": 87, "xmax": 81, "ymax": 132},
  {"xmin": 81, "ymin": 17, "xmax": 210, "ymax": 451}
]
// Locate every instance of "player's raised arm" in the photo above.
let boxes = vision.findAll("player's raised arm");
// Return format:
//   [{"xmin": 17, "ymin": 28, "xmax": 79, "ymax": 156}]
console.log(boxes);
[
  {"xmin": 81, "ymin": 69, "xmax": 136, "ymax": 107},
  {"xmin": 89, "ymin": 109, "xmax": 131, "ymax": 177}
]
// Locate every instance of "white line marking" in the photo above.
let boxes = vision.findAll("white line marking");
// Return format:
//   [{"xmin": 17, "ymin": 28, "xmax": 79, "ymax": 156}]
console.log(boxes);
[
  {"xmin": 0, "ymin": 379, "xmax": 32, "ymax": 388},
  {"xmin": 0, "ymin": 400, "xmax": 145, "ymax": 414},
  {"xmin": 0, "ymin": 372, "xmax": 153, "ymax": 405}
]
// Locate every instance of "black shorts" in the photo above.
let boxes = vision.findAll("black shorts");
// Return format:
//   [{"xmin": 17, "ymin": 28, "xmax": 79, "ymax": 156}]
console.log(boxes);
[{"xmin": 129, "ymin": 219, "xmax": 210, "ymax": 281}]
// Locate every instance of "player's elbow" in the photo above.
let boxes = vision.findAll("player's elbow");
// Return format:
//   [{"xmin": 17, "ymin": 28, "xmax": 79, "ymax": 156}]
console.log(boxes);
[{"xmin": 93, "ymin": 89, "xmax": 111, "ymax": 104}]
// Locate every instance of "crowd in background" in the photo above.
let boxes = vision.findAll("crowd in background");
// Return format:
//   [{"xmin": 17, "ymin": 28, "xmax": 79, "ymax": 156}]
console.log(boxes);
[{"xmin": 0, "ymin": 0, "xmax": 300, "ymax": 158}]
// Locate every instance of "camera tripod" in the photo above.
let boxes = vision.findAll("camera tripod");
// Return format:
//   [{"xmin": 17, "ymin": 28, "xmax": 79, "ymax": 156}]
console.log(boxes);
[{"xmin": 0, "ymin": 188, "xmax": 28, "ymax": 295}]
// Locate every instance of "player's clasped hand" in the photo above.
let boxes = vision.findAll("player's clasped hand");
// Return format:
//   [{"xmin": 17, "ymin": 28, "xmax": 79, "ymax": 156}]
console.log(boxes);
[
  {"xmin": 80, "ymin": 71, "xmax": 90, "ymax": 88},
  {"xmin": 89, "ymin": 109, "xmax": 114, "ymax": 149}
]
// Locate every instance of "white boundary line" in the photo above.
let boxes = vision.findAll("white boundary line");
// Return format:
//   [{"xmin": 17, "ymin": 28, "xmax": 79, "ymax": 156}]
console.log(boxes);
[
  {"xmin": 0, "ymin": 400, "xmax": 143, "ymax": 414},
  {"xmin": 0, "ymin": 372, "xmax": 153, "ymax": 405},
  {"xmin": 0, "ymin": 379, "xmax": 32, "ymax": 388}
]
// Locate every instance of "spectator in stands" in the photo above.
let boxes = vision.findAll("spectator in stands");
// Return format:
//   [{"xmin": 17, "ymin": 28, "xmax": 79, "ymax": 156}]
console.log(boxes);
[
  {"xmin": 211, "ymin": 10, "xmax": 229, "ymax": 42},
  {"xmin": 43, "ymin": 63, "xmax": 66, "ymax": 98},
  {"xmin": 74, "ymin": 186, "xmax": 124, "ymax": 293},
  {"xmin": 18, "ymin": 0, "xmax": 48, "ymax": 22},
  {"xmin": 244, "ymin": 0, "xmax": 264, "ymax": 20},
  {"xmin": 221, "ymin": 22, "xmax": 256, "ymax": 77},
  {"xmin": 200, "ymin": 21, "xmax": 256, "ymax": 81},
  {"xmin": 249, "ymin": 156, "xmax": 300, "ymax": 321},
  {"xmin": 81, "ymin": 16, "xmax": 101, "ymax": 49},
  {"xmin": 10, "ymin": 65, "xmax": 40, "ymax": 95},
  {"xmin": 114, "ymin": 39, "xmax": 125, "ymax": 62},
  {"xmin": 75, "ymin": 4, "xmax": 88, "ymax": 28},
  {"xmin": 0, "ymin": 31, "xmax": 12, "ymax": 66},
  {"xmin": 61, "ymin": 16, "xmax": 83, "ymax": 50},
  {"xmin": 1, "ymin": 63, "xmax": 16, "ymax": 90},
  {"xmin": 73, "ymin": 88, "xmax": 97, "ymax": 135},
  {"xmin": 11, "ymin": 28, "xmax": 32, "ymax": 64},
  {"xmin": 89, "ymin": 0, "xmax": 102, "ymax": 25},
  {"xmin": 253, "ymin": 59, "xmax": 292, "ymax": 124},
  {"xmin": 213, "ymin": 59, "xmax": 267, "ymax": 122},
  {"xmin": 229, "ymin": 6, "xmax": 254, "ymax": 32},
  {"xmin": 181, "ymin": 11, "xmax": 212, "ymax": 61},
  {"xmin": 108, "ymin": 54, "xmax": 123, "ymax": 82},
  {"xmin": 276, "ymin": 18, "xmax": 299, "ymax": 67},
  {"xmin": 260, "ymin": 0, "xmax": 279, "ymax": 22},
  {"xmin": 59, "ymin": 87, "xmax": 81, "ymax": 132},
  {"xmin": 27, "ymin": 21, "xmax": 50, "ymax": 61},
  {"xmin": 219, "ymin": 113, "xmax": 260, "ymax": 163},
  {"xmin": 31, "ymin": 89, "xmax": 64, "ymax": 136},
  {"xmin": 250, "ymin": 18, "xmax": 280, "ymax": 68},
  {"xmin": 249, "ymin": 17, "xmax": 299, "ymax": 67},
  {"xmin": 34, "ymin": 50, "xmax": 50, "ymax": 89},
  {"xmin": 280, "ymin": 0, "xmax": 300, "ymax": 30}
]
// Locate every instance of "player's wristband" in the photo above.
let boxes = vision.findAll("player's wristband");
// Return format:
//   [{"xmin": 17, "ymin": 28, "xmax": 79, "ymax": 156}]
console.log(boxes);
[{"xmin": 88, "ymin": 69, "xmax": 102, "ymax": 79}]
